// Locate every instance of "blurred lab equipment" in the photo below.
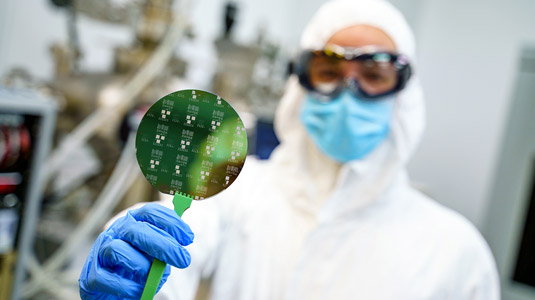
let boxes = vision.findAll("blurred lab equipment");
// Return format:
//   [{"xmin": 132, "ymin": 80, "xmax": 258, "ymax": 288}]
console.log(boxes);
[
  {"xmin": 0, "ymin": 88, "xmax": 57, "ymax": 300},
  {"xmin": 0, "ymin": 0, "xmax": 195, "ymax": 298},
  {"xmin": 484, "ymin": 46, "xmax": 535, "ymax": 300},
  {"xmin": 212, "ymin": 1, "xmax": 286, "ymax": 159}
]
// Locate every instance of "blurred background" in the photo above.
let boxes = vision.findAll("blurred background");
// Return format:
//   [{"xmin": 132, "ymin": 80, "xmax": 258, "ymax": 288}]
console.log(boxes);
[{"xmin": 0, "ymin": 0, "xmax": 533, "ymax": 299}]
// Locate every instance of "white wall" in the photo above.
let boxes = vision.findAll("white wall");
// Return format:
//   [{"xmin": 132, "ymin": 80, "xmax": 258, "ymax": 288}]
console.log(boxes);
[{"xmin": 407, "ymin": 0, "xmax": 535, "ymax": 228}]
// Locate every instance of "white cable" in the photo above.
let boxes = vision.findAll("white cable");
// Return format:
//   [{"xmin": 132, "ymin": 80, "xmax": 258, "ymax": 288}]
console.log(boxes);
[
  {"xmin": 23, "ymin": 254, "xmax": 78, "ymax": 299},
  {"xmin": 22, "ymin": 133, "xmax": 139, "ymax": 298}
]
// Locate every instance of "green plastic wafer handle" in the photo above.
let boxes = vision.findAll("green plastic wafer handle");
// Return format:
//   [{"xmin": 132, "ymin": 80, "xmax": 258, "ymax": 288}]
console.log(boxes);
[{"xmin": 140, "ymin": 193, "xmax": 193, "ymax": 300}]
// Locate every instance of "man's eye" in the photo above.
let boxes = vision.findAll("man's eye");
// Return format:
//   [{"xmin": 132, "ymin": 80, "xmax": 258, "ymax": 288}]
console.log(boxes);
[
  {"xmin": 318, "ymin": 70, "xmax": 339, "ymax": 79},
  {"xmin": 363, "ymin": 72, "xmax": 386, "ymax": 82}
]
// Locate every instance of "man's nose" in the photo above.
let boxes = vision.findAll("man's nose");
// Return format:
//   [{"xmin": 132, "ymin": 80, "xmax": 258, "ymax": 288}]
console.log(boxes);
[{"xmin": 343, "ymin": 61, "xmax": 361, "ymax": 81}]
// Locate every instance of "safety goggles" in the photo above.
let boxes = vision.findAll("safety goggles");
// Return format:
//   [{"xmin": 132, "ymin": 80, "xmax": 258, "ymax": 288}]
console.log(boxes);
[{"xmin": 295, "ymin": 45, "xmax": 412, "ymax": 101}]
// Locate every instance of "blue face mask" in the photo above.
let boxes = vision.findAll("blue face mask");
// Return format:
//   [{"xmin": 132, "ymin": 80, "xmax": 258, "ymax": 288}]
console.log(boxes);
[{"xmin": 300, "ymin": 90, "xmax": 395, "ymax": 162}]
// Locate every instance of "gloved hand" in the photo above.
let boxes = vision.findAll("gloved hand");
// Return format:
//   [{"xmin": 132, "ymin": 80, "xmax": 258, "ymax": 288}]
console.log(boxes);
[{"xmin": 79, "ymin": 203, "xmax": 194, "ymax": 299}]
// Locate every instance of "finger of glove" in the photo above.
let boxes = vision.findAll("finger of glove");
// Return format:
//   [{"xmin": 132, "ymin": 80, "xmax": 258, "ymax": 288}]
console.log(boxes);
[
  {"xmin": 99, "ymin": 238, "xmax": 152, "ymax": 283},
  {"xmin": 113, "ymin": 214, "xmax": 191, "ymax": 268},
  {"xmin": 130, "ymin": 203, "xmax": 194, "ymax": 246},
  {"xmin": 86, "ymin": 265, "xmax": 143, "ymax": 299},
  {"xmin": 80, "ymin": 233, "xmax": 143, "ymax": 300},
  {"xmin": 80, "ymin": 233, "xmax": 107, "ymax": 298}
]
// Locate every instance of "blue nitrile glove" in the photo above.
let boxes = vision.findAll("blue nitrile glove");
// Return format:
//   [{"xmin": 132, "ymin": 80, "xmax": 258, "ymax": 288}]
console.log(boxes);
[{"xmin": 79, "ymin": 203, "xmax": 194, "ymax": 299}]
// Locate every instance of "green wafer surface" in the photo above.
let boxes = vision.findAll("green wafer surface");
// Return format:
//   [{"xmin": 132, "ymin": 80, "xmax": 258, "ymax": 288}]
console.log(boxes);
[{"xmin": 135, "ymin": 89, "xmax": 248, "ymax": 199}]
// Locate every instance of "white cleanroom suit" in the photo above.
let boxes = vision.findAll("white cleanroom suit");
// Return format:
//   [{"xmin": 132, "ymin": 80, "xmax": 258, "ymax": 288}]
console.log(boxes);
[{"xmin": 116, "ymin": 0, "xmax": 501, "ymax": 299}]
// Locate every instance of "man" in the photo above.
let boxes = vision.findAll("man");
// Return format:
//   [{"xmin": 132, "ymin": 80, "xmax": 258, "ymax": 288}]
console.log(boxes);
[{"xmin": 80, "ymin": 0, "xmax": 500, "ymax": 299}]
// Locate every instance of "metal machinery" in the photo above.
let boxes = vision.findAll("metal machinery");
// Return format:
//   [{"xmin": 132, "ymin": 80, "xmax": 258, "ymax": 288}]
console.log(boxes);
[
  {"xmin": 484, "ymin": 46, "xmax": 535, "ymax": 300},
  {"xmin": 1, "ymin": 0, "xmax": 192, "ymax": 298},
  {"xmin": 0, "ymin": 89, "xmax": 57, "ymax": 300},
  {"xmin": 213, "ymin": 2, "xmax": 286, "ymax": 157}
]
